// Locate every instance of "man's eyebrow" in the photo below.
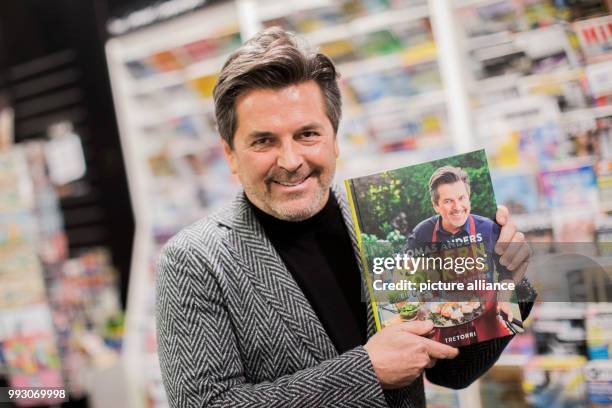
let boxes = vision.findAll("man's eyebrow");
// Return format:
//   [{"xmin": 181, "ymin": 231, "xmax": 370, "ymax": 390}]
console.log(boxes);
[
  {"xmin": 247, "ymin": 130, "xmax": 276, "ymax": 140},
  {"xmin": 295, "ymin": 123, "xmax": 324, "ymax": 133}
]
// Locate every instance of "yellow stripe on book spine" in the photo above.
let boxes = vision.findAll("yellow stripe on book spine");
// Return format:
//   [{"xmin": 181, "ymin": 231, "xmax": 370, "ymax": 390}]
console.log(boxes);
[{"xmin": 344, "ymin": 179, "xmax": 382, "ymax": 332}]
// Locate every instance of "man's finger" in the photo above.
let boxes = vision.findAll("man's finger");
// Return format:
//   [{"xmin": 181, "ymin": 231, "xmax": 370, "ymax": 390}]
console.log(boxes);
[
  {"xmin": 426, "ymin": 358, "xmax": 437, "ymax": 369},
  {"xmin": 399, "ymin": 320, "xmax": 434, "ymax": 336},
  {"xmin": 512, "ymin": 260, "xmax": 529, "ymax": 284},
  {"xmin": 499, "ymin": 232, "xmax": 525, "ymax": 268},
  {"xmin": 496, "ymin": 205, "xmax": 509, "ymax": 225},
  {"xmin": 497, "ymin": 303, "xmax": 514, "ymax": 322},
  {"xmin": 506, "ymin": 240, "xmax": 530, "ymax": 270},
  {"xmin": 423, "ymin": 338, "xmax": 459, "ymax": 359},
  {"xmin": 495, "ymin": 218, "xmax": 517, "ymax": 255}
]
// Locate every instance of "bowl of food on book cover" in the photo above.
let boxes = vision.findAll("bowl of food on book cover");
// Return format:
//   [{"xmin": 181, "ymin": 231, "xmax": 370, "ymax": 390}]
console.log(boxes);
[{"xmin": 389, "ymin": 297, "xmax": 512, "ymax": 347}]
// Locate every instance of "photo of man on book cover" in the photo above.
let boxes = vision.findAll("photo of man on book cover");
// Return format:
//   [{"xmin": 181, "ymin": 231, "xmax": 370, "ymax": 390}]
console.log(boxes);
[{"xmin": 346, "ymin": 149, "xmax": 524, "ymax": 347}]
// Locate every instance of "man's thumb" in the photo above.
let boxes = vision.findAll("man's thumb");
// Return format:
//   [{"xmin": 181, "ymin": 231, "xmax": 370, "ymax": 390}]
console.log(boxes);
[{"xmin": 400, "ymin": 320, "xmax": 434, "ymax": 335}]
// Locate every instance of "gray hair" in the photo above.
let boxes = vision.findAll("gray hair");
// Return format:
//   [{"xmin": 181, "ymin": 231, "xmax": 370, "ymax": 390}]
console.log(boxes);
[
  {"xmin": 429, "ymin": 166, "xmax": 471, "ymax": 204},
  {"xmin": 212, "ymin": 27, "xmax": 342, "ymax": 148}
]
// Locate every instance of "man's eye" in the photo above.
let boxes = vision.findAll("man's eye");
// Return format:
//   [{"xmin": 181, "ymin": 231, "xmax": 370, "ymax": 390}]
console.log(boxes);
[
  {"xmin": 301, "ymin": 131, "xmax": 319, "ymax": 138},
  {"xmin": 253, "ymin": 138, "xmax": 271, "ymax": 146}
]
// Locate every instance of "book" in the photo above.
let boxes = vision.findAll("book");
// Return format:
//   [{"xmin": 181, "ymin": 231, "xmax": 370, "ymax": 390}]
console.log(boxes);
[{"xmin": 345, "ymin": 149, "xmax": 523, "ymax": 347}]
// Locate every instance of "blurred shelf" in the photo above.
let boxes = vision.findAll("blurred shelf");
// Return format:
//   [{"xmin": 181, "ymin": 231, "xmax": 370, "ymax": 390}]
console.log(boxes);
[
  {"xmin": 562, "ymin": 105, "xmax": 612, "ymax": 121},
  {"xmin": 185, "ymin": 52, "xmax": 234, "ymax": 79},
  {"xmin": 346, "ymin": 90, "xmax": 446, "ymax": 115},
  {"xmin": 472, "ymin": 66, "xmax": 583, "ymax": 95},
  {"xmin": 257, "ymin": 0, "xmax": 335, "ymax": 22},
  {"xmin": 130, "ymin": 70, "xmax": 184, "ymax": 95},
  {"xmin": 305, "ymin": 5, "xmax": 430, "ymax": 45},
  {"xmin": 466, "ymin": 31, "xmax": 514, "ymax": 51},
  {"xmin": 513, "ymin": 212, "xmax": 553, "ymax": 230},
  {"xmin": 586, "ymin": 53, "xmax": 612, "ymax": 65},
  {"xmin": 338, "ymin": 43, "xmax": 437, "ymax": 78},
  {"xmin": 516, "ymin": 67, "xmax": 583, "ymax": 88},
  {"xmin": 137, "ymin": 102, "xmax": 214, "ymax": 129},
  {"xmin": 129, "ymin": 51, "xmax": 233, "ymax": 96},
  {"xmin": 454, "ymin": 0, "xmax": 507, "ymax": 9},
  {"xmin": 468, "ymin": 24, "xmax": 570, "ymax": 63},
  {"xmin": 495, "ymin": 353, "xmax": 530, "ymax": 367}
]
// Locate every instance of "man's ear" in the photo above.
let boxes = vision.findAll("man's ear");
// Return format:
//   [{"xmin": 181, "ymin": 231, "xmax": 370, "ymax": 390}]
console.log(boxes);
[{"xmin": 221, "ymin": 138, "xmax": 238, "ymax": 175}]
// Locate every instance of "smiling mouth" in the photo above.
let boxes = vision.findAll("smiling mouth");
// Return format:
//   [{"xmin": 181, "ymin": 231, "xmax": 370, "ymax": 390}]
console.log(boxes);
[{"xmin": 272, "ymin": 174, "xmax": 310, "ymax": 187}]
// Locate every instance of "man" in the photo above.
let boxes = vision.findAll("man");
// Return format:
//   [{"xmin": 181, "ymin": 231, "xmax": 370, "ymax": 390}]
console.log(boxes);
[
  {"xmin": 156, "ymin": 27, "xmax": 535, "ymax": 408},
  {"xmin": 403, "ymin": 165, "xmax": 522, "ymax": 284},
  {"xmin": 404, "ymin": 165, "xmax": 524, "ymax": 279}
]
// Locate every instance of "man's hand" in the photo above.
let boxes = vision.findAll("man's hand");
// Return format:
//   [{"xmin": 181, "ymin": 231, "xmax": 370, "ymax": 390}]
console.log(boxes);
[
  {"xmin": 495, "ymin": 205, "xmax": 531, "ymax": 283},
  {"xmin": 364, "ymin": 320, "xmax": 459, "ymax": 390}
]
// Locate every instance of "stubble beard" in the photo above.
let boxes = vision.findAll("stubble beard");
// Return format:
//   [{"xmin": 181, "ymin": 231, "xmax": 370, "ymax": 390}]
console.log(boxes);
[
  {"xmin": 448, "ymin": 209, "xmax": 469, "ymax": 228},
  {"xmin": 245, "ymin": 166, "xmax": 334, "ymax": 222}
]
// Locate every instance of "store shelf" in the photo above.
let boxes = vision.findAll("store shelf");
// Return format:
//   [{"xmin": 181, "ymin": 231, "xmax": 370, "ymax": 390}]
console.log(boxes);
[
  {"xmin": 255, "ymin": 0, "xmax": 334, "ymax": 22},
  {"xmin": 129, "ymin": 51, "xmax": 234, "ymax": 96},
  {"xmin": 130, "ymin": 70, "xmax": 184, "ymax": 95},
  {"xmin": 561, "ymin": 105, "xmax": 612, "ymax": 123},
  {"xmin": 496, "ymin": 353, "xmax": 531, "ymax": 367},
  {"xmin": 454, "ymin": 0, "xmax": 506, "ymax": 9},
  {"xmin": 185, "ymin": 51, "xmax": 234, "ymax": 79},
  {"xmin": 346, "ymin": 90, "xmax": 446, "ymax": 115},
  {"xmin": 337, "ymin": 44, "xmax": 438, "ymax": 78},
  {"xmin": 137, "ymin": 102, "xmax": 214, "ymax": 129},
  {"xmin": 305, "ymin": 5, "xmax": 430, "ymax": 45},
  {"xmin": 466, "ymin": 24, "xmax": 569, "ymax": 51}
]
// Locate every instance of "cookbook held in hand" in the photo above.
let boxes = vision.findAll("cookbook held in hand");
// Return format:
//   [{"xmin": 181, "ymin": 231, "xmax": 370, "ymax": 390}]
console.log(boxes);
[{"xmin": 345, "ymin": 149, "xmax": 523, "ymax": 347}]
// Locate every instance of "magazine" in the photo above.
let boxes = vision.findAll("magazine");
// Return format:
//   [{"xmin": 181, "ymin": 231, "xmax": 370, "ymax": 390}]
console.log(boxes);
[
  {"xmin": 345, "ymin": 149, "xmax": 523, "ymax": 347},
  {"xmin": 539, "ymin": 160, "xmax": 598, "ymax": 209},
  {"xmin": 490, "ymin": 169, "xmax": 539, "ymax": 214}
]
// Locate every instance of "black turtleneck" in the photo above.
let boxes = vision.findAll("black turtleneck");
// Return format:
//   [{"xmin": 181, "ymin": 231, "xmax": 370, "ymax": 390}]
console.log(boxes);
[{"xmin": 248, "ymin": 192, "xmax": 368, "ymax": 354}]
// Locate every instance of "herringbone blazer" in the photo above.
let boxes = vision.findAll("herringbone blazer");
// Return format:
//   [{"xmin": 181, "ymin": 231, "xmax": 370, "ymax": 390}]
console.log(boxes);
[{"xmin": 156, "ymin": 184, "xmax": 519, "ymax": 407}]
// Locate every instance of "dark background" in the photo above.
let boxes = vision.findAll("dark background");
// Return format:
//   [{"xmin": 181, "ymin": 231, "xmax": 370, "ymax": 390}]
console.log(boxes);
[{"xmin": 0, "ymin": 0, "xmax": 144, "ymax": 308}]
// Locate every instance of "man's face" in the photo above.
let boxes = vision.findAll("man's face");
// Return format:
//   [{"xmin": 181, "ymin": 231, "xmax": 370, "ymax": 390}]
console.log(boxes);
[
  {"xmin": 222, "ymin": 80, "xmax": 339, "ymax": 221},
  {"xmin": 433, "ymin": 181, "xmax": 471, "ymax": 231}
]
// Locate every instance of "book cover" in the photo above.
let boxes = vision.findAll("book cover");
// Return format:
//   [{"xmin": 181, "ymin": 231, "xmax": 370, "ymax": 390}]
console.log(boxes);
[{"xmin": 345, "ymin": 149, "xmax": 523, "ymax": 347}]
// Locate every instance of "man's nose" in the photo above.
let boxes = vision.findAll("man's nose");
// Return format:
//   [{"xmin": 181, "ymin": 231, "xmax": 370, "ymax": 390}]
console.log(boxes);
[{"xmin": 277, "ymin": 141, "xmax": 303, "ymax": 172}]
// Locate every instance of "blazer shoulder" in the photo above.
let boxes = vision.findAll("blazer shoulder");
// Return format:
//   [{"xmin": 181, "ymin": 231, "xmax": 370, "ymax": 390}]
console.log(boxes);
[{"xmin": 163, "ymin": 207, "xmax": 233, "ymax": 258}]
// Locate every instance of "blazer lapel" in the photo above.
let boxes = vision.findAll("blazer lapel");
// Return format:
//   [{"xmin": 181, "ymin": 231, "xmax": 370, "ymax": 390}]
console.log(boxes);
[
  {"xmin": 332, "ymin": 184, "xmax": 379, "ymax": 339},
  {"xmin": 218, "ymin": 194, "xmax": 338, "ymax": 362}
]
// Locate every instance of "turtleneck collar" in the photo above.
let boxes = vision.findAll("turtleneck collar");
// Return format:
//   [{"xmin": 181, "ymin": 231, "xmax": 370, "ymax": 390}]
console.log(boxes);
[{"xmin": 247, "ymin": 190, "xmax": 339, "ymax": 236}]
